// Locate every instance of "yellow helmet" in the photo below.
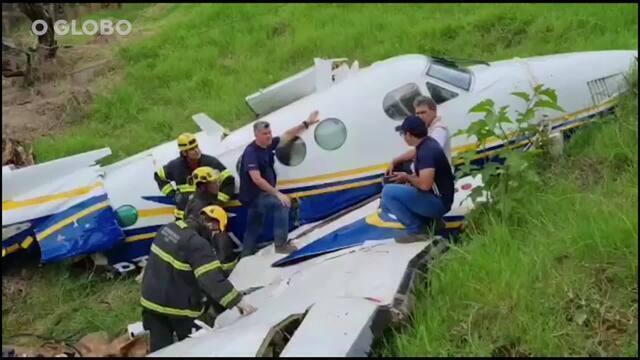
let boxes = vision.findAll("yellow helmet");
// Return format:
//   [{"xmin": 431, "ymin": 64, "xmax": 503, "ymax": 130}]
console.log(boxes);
[
  {"xmin": 191, "ymin": 166, "xmax": 220, "ymax": 186},
  {"xmin": 201, "ymin": 205, "xmax": 228, "ymax": 232},
  {"xmin": 177, "ymin": 132, "xmax": 198, "ymax": 151}
]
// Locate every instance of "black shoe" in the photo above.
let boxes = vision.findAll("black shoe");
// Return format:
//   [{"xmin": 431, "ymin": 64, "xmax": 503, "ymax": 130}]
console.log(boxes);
[
  {"xmin": 275, "ymin": 243, "xmax": 298, "ymax": 254},
  {"xmin": 395, "ymin": 233, "xmax": 429, "ymax": 244}
]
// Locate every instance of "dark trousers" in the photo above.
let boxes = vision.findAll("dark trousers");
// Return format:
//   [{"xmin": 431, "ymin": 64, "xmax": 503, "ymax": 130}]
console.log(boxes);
[
  {"xmin": 142, "ymin": 309, "xmax": 198, "ymax": 353},
  {"xmin": 241, "ymin": 192, "xmax": 290, "ymax": 257}
]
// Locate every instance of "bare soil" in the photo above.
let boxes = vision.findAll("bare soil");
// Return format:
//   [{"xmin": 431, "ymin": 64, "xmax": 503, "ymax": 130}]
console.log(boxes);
[{"xmin": 1, "ymin": 33, "xmax": 124, "ymax": 166}]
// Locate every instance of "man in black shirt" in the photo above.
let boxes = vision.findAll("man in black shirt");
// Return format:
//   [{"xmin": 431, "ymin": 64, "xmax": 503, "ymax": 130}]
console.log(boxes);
[
  {"xmin": 238, "ymin": 111, "xmax": 320, "ymax": 256},
  {"xmin": 382, "ymin": 115, "xmax": 455, "ymax": 242}
]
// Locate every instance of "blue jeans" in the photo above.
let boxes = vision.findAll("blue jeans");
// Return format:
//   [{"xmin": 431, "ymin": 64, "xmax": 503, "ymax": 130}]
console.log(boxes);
[
  {"xmin": 241, "ymin": 192, "xmax": 289, "ymax": 256},
  {"xmin": 381, "ymin": 184, "xmax": 447, "ymax": 234}
]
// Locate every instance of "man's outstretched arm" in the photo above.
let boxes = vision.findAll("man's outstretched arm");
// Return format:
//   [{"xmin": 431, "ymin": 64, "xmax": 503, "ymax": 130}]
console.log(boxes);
[{"xmin": 280, "ymin": 110, "xmax": 320, "ymax": 144}]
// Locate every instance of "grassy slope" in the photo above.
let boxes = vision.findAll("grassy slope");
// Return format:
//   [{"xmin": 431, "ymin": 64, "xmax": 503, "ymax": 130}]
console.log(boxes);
[
  {"xmin": 3, "ymin": 3, "xmax": 637, "ymax": 351},
  {"xmin": 33, "ymin": 3, "xmax": 637, "ymax": 163},
  {"xmin": 378, "ymin": 78, "xmax": 638, "ymax": 356}
]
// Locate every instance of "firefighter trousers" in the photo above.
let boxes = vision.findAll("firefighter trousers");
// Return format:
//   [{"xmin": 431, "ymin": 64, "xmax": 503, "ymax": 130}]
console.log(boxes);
[{"xmin": 142, "ymin": 308, "xmax": 199, "ymax": 352}]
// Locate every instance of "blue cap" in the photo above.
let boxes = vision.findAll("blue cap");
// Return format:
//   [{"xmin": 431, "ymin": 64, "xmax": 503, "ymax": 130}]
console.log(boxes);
[{"xmin": 395, "ymin": 115, "xmax": 427, "ymax": 137}]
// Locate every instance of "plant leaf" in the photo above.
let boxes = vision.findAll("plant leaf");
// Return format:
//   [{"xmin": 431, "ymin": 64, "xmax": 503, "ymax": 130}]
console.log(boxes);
[
  {"xmin": 511, "ymin": 91, "xmax": 531, "ymax": 103},
  {"xmin": 468, "ymin": 99, "xmax": 495, "ymax": 114},
  {"xmin": 534, "ymin": 100, "xmax": 564, "ymax": 112},
  {"xmin": 539, "ymin": 87, "xmax": 558, "ymax": 104}
]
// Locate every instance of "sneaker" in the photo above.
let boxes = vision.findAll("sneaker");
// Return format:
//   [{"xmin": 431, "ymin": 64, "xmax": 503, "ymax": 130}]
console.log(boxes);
[
  {"xmin": 275, "ymin": 243, "xmax": 298, "ymax": 254},
  {"xmin": 395, "ymin": 233, "xmax": 429, "ymax": 244}
]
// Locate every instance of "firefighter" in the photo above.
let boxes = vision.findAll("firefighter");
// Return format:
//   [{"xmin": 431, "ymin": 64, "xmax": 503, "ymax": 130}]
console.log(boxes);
[
  {"xmin": 184, "ymin": 166, "xmax": 225, "ymax": 218},
  {"xmin": 154, "ymin": 132, "xmax": 235, "ymax": 220},
  {"xmin": 140, "ymin": 205, "xmax": 257, "ymax": 353},
  {"xmin": 185, "ymin": 167, "xmax": 239, "ymax": 274}
]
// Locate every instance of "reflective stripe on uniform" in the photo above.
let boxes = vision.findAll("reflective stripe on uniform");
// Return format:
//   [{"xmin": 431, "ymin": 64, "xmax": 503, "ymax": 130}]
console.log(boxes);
[
  {"xmin": 157, "ymin": 167, "xmax": 167, "ymax": 181},
  {"xmin": 140, "ymin": 297, "xmax": 204, "ymax": 318},
  {"xmin": 220, "ymin": 289, "xmax": 240, "ymax": 307},
  {"xmin": 177, "ymin": 184, "xmax": 195, "ymax": 193},
  {"xmin": 193, "ymin": 260, "xmax": 222, "ymax": 278},
  {"xmin": 175, "ymin": 220, "xmax": 188, "ymax": 229},
  {"xmin": 217, "ymin": 192, "xmax": 230, "ymax": 203},
  {"xmin": 150, "ymin": 244, "xmax": 192, "ymax": 271},
  {"xmin": 218, "ymin": 169, "xmax": 232, "ymax": 182},
  {"xmin": 161, "ymin": 183, "xmax": 174, "ymax": 195},
  {"xmin": 174, "ymin": 209, "xmax": 185, "ymax": 219},
  {"xmin": 221, "ymin": 259, "xmax": 238, "ymax": 271}
]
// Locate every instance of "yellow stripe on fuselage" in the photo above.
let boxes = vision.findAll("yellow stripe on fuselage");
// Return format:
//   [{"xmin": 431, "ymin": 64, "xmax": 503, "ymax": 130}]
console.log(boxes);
[
  {"xmin": 6, "ymin": 100, "xmax": 614, "ymax": 222},
  {"xmin": 35, "ymin": 200, "xmax": 110, "ymax": 241},
  {"xmin": 277, "ymin": 164, "xmax": 388, "ymax": 187},
  {"xmin": 2, "ymin": 182, "xmax": 103, "ymax": 211},
  {"xmin": 125, "ymin": 232, "xmax": 157, "ymax": 243}
]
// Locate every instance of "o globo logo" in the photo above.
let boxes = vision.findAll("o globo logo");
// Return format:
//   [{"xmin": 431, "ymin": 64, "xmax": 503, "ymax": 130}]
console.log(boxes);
[{"xmin": 31, "ymin": 19, "xmax": 132, "ymax": 36}]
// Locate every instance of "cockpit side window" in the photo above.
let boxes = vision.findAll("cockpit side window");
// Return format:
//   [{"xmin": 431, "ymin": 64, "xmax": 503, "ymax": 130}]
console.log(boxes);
[
  {"xmin": 426, "ymin": 62, "xmax": 472, "ymax": 91},
  {"xmin": 426, "ymin": 82, "xmax": 459, "ymax": 104},
  {"xmin": 383, "ymin": 83, "xmax": 423, "ymax": 121}
]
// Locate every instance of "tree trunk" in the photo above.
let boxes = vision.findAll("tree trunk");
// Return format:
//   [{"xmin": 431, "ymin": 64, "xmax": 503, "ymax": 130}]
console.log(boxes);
[{"xmin": 17, "ymin": 3, "xmax": 57, "ymax": 59}]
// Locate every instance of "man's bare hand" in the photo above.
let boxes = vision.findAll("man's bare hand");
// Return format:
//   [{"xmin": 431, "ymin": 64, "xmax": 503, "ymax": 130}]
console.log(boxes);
[
  {"xmin": 389, "ymin": 172, "xmax": 410, "ymax": 184},
  {"xmin": 236, "ymin": 300, "xmax": 257, "ymax": 316},
  {"xmin": 385, "ymin": 162, "xmax": 395, "ymax": 176},
  {"xmin": 276, "ymin": 192, "xmax": 291, "ymax": 208},
  {"xmin": 306, "ymin": 110, "xmax": 320, "ymax": 126}
]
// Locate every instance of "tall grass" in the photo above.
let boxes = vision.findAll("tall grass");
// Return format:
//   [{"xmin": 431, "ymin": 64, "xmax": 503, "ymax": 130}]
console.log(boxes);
[
  {"xmin": 32, "ymin": 3, "xmax": 637, "ymax": 163},
  {"xmin": 377, "ymin": 71, "xmax": 638, "ymax": 356}
]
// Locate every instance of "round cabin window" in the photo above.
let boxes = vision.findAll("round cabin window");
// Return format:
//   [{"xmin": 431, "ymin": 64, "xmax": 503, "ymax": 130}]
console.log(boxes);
[
  {"xmin": 275, "ymin": 136, "xmax": 306, "ymax": 167},
  {"xmin": 314, "ymin": 118, "xmax": 347, "ymax": 151}
]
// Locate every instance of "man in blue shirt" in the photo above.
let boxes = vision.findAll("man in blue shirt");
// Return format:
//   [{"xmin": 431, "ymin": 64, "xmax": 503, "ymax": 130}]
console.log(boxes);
[
  {"xmin": 382, "ymin": 115, "xmax": 455, "ymax": 243},
  {"xmin": 239, "ymin": 111, "xmax": 320, "ymax": 256}
]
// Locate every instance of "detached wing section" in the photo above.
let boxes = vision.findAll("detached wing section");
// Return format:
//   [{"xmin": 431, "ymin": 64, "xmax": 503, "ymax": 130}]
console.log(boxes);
[
  {"xmin": 150, "ymin": 176, "xmax": 485, "ymax": 357},
  {"xmin": 2, "ymin": 148, "xmax": 124, "ymax": 263},
  {"xmin": 273, "ymin": 175, "xmax": 485, "ymax": 267}
]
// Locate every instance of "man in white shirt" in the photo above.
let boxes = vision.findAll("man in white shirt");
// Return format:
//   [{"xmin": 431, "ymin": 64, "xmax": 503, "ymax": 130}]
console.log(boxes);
[{"xmin": 385, "ymin": 96, "xmax": 452, "ymax": 176}]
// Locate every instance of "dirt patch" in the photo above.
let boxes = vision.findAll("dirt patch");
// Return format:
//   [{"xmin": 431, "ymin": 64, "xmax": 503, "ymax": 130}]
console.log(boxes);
[
  {"xmin": 1, "ymin": 269, "xmax": 33, "ymax": 312},
  {"xmin": 2, "ymin": 32, "xmax": 121, "ymax": 165},
  {"xmin": 5, "ymin": 331, "xmax": 149, "ymax": 357}
]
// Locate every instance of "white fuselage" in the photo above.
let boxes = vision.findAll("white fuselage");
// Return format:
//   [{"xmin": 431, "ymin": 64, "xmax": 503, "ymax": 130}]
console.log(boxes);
[{"xmin": 102, "ymin": 50, "xmax": 636, "ymax": 234}]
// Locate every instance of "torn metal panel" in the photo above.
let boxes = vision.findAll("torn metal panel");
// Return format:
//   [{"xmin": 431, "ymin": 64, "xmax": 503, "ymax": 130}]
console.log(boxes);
[
  {"xmin": 150, "ymin": 173, "xmax": 485, "ymax": 357},
  {"xmin": 280, "ymin": 298, "xmax": 378, "ymax": 357},
  {"xmin": 2, "ymin": 165, "xmax": 123, "ymax": 262},
  {"xmin": 151, "ymin": 234, "xmax": 429, "ymax": 357}
]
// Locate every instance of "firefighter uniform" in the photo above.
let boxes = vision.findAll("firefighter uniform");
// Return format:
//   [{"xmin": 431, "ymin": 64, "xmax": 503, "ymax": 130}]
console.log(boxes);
[
  {"xmin": 185, "ymin": 167, "xmax": 239, "ymax": 277},
  {"xmin": 154, "ymin": 133, "xmax": 235, "ymax": 220},
  {"xmin": 140, "ymin": 219, "xmax": 242, "ymax": 352},
  {"xmin": 185, "ymin": 191, "xmax": 238, "ymax": 274}
]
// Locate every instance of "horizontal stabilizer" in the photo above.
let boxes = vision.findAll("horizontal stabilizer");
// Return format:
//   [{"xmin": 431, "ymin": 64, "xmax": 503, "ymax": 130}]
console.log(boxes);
[
  {"xmin": 192, "ymin": 113, "xmax": 227, "ymax": 139},
  {"xmin": 2, "ymin": 147, "xmax": 111, "ymax": 200}
]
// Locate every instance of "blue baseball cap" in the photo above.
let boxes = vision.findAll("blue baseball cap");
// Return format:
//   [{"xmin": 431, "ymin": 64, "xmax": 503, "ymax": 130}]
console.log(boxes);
[{"xmin": 395, "ymin": 115, "xmax": 427, "ymax": 137}]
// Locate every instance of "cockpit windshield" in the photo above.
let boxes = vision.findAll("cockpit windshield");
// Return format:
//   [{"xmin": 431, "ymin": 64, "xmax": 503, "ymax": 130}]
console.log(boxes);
[{"xmin": 426, "ymin": 61, "xmax": 472, "ymax": 91}]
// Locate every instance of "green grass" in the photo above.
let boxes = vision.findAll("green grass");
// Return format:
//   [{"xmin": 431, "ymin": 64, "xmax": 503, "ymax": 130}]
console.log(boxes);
[
  {"xmin": 2, "ymin": 263, "xmax": 140, "ymax": 347},
  {"xmin": 32, "ymin": 3, "xmax": 637, "ymax": 164},
  {"xmin": 376, "ymin": 73, "xmax": 638, "ymax": 356},
  {"xmin": 3, "ymin": 3, "xmax": 637, "ymax": 353}
]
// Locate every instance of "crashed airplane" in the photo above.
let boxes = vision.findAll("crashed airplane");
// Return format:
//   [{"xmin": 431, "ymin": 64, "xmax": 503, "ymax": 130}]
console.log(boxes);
[{"xmin": 1, "ymin": 49, "xmax": 637, "ymax": 355}]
